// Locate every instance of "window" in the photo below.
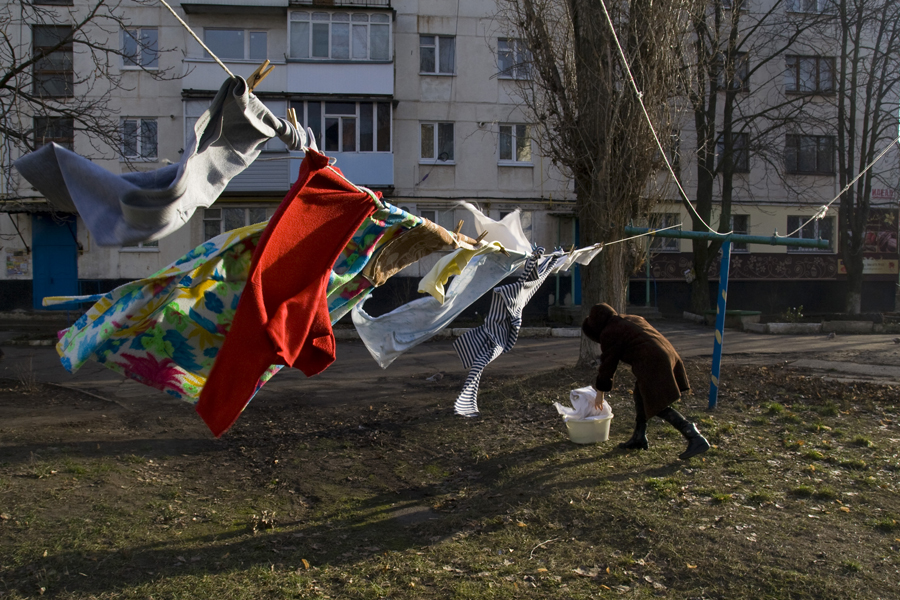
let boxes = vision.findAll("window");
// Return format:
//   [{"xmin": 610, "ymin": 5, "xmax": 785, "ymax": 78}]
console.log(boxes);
[
  {"xmin": 784, "ymin": 134, "xmax": 834, "ymax": 174},
  {"xmin": 717, "ymin": 52, "xmax": 749, "ymax": 91},
  {"xmin": 420, "ymin": 122, "xmax": 454, "ymax": 163},
  {"xmin": 650, "ymin": 213, "xmax": 680, "ymax": 251},
  {"xmin": 499, "ymin": 124, "xmax": 532, "ymax": 164},
  {"xmin": 123, "ymin": 27, "xmax": 159, "ymax": 68},
  {"xmin": 121, "ymin": 240, "xmax": 159, "ymax": 252},
  {"xmin": 500, "ymin": 209, "xmax": 533, "ymax": 240},
  {"xmin": 203, "ymin": 29, "xmax": 267, "ymax": 61},
  {"xmin": 33, "ymin": 117, "xmax": 74, "ymax": 150},
  {"xmin": 203, "ymin": 207, "xmax": 272, "ymax": 241},
  {"xmin": 290, "ymin": 100, "xmax": 391, "ymax": 153},
  {"xmin": 34, "ymin": 0, "xmax": 73, "ymax": 4},
  {"xmin": 32, "ymin": 25, "xmax": 73, "ymax": 97},
  {"xmin": 420, "ymin": 35, "xmax": 455, "ymax": 74},
  {"xmin": 122, "ymin": 118, "xmax": 158, "ymax": 160},
  {"xmin": 716, "ymin": 132, "xmax": 750, "ymax": 172},
  {"xmin": 731, "ymin": 214, "xmax": 749, "ymax": 251},
  {"xmin": 787, "ymin": 0, "xmax": 834, "ymax": 13},
  {"xmin": 721, "ymin": 0, "xmax": 747, "ymax": 9},
  {"xmin": 184, "ymin": 99, "xmax": 211, "ymax": 148},
  {"xmin": 289, "ymin": 11, "xmax": 390, "ymax": 60},
  {"xmin": 419, "ymin": 208, "xmax": 455, "ymax": 230},
  {"xmin": 787, "ymin": 215, "xmax": 834, "ymax": 252},
  {"xmin": 498, "ymin": 38, "xmax": 531, "ymax": 80},
  {"xmin": 785, "ymin": 56, "xmax": 833, "ymax": 93}
]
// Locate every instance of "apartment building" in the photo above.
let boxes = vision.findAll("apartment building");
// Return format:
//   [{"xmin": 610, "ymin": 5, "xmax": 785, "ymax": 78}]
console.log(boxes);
[
  {"xmin": 1, "ymin": 0, "xmax": 895, "ymax": 316},
  {"xmin": 0, "ymin": 0, "xmax": 578, "ymax": 314}
]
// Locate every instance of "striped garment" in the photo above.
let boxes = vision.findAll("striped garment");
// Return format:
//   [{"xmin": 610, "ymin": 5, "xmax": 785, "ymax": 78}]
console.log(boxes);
[{"xmin": 453, "ymin": 248, "xmax": 563, "ymax": 416}]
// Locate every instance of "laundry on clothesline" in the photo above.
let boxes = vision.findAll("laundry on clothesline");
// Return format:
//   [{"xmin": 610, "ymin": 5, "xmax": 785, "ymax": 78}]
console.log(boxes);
[
  {"xmin": 352, "ymin": 245, "xmax": 527, "ymax": 369},
  {"xmin": 458, "ymin": 201, "xmax": 533, "ymax": 255},
  {"xmin": 418, "ymin": 242, "xmax": 508, "ymax": 304},
  {"xmin": 453, "ymin": 248, "xmax": 563, "ymax": 417},
  {"xmin": 14, "ymin": 76, "xmax": 307, "ymax": 246},
  {"xmin": 44, "ymin": 158, "xmax": 423, "ymax": 410},
  {"xmin": 550, "ymin": 242, "xmax": 604, "ymax": 273},
  {"xmin": 359, "ymin": 218, "xmax": 459, "ymax": 288},
  {"xmin": 195, "ymin": 149, "xmax": 378, "ymax": 437}
]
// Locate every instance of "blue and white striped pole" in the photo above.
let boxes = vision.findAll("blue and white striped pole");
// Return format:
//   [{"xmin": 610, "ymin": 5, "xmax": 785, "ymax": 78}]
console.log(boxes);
[{"xmin": 708, "ymin": 240, "xmax": 732, "ymax": 409}]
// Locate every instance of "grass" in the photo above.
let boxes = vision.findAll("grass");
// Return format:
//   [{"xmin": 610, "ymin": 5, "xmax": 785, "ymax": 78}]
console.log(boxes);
[{"xmin": 1, "ymin": 361, "xmax": 899, "ymax": 599}]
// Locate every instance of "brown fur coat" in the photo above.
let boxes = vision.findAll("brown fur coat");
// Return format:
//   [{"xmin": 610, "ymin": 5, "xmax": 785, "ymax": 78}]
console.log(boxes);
[{"xmin": 582, "ymin": 303, "xmax": 690, "ymax": 419}]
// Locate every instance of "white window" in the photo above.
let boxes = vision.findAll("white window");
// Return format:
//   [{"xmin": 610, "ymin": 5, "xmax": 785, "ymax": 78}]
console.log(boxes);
[
  {"xmin": 260, "ymin": 99, "xmax": 287, "ymax": 152},
  {"xmin": 122, "ymin": 118, "xmax": 157, "ymax": 160},
  {"xmin": 291, "ymin": 100, "xmax": 391, "ymax": 153},
  {"xmin": 121, "ymin": 239, "xmax": 159, "ymax": 252},
  {"xmin": 420, "ymin": 35, "xmax": 455, "ymax": 74},
  {"xmin": 184, "ymin": 99, "xmax": 211, "ymax": 148},
  {"xmin": 420, "ymin": 122, "xmax": 454, "ymax": 163},
  {"xmin": 650, "ymin": 213, "xmax": 679, "ymax": 252},
  {"xmin": 203, "ymin": 206, "xmax": 274, "ymax": 241},
  {"xmin": 499, "ymin": 124, "xmax": 532, "ymax": 164},
  {"xmin": 498, "ymin": 38, "xmax": 531, "ymax": 80},
  {"xmin": 203, "ymin": 29, "xmax": 267, "ymax": 61},
  {"xmin": 785, "ymin": 56, "xmax": 834, "ymax": 93},
  {"xmin": 419, "ymin": 208, "xmax": 455, "ymax": 230},
  {"xmin": 787, "ymin": 215, "xmax": 834, "ymax": 252},
  {"xmin": 289, "ymin": 11, "xmax": 390, "ymax": 61},
  {"xmin": 122, "ymin": 27, "xmax": 158, "ymax": 68}
]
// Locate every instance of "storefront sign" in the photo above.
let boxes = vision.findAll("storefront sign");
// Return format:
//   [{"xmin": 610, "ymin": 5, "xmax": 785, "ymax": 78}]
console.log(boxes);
[{"xmin": 838, "ymin": 257, "xmax": 899, "ymax": 275}]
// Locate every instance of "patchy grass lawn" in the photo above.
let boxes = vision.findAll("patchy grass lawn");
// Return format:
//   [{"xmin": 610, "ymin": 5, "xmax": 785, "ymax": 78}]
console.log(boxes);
[{"xmin": 1, "ymin": 360, "xmax": 899, "ymax": 599}]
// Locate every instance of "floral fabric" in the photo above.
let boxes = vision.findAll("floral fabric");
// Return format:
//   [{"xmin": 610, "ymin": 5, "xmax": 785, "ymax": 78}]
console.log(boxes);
[{"xmin": 46, "ymin": 199, "xmax": 421, "ymax": 402}]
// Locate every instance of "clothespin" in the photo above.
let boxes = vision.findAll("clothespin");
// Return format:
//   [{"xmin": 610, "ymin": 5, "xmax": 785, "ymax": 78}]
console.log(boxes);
[
  {"xmin": 474, "ymin": 230, "xmax": 489, "ymax": 243},
  {"xmin": 247, "ymin": 59, "xmax": 274, "ymax": 91},
  {"xmin": 569, "ymin": 244, "xmax": 576, "ymax": 253},
  {"xmin": 287, "ymin": 107, "xmax": 299, "ymax": 128},
  {"xmin": 454, "ymin": 220, "xmax": 464, "ymax": 237}
]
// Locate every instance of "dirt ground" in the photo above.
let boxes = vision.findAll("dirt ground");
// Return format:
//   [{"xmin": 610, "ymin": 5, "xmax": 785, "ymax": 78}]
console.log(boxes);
[{"xmin": 1, "ymin": 340, "xmax": 899, "ymax": 599}]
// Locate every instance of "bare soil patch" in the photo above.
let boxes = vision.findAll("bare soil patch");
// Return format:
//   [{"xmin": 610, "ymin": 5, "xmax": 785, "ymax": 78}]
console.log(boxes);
[{"xmin": 1, "ymin": 359, "xmax": 899, "ymax": 599}]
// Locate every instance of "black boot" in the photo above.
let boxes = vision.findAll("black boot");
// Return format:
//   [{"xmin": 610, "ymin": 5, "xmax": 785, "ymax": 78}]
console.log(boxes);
[
  {"xmin": 618, "ymin": 421, "xmax": 649, "ymax": 450},
  {"xmin": 658, "ymin": 407, "xmax": 710, "ymax": 460}
]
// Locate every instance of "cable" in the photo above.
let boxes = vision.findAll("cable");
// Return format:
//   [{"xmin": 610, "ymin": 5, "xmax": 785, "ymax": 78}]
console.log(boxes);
[
  {"xmin": 778, "ymin": 134, "xmax": 900, "ymax": 238},
  {"xmin": 596, "ymin": 0, "xmax": 725, "ymax": 236},
  {"xmin": 157, "ymin": 0, "xmax": 234, "ymax": 78},
  {"xmin": 604, "ymin": 223, "xmax": 683, "ymax": 246}
]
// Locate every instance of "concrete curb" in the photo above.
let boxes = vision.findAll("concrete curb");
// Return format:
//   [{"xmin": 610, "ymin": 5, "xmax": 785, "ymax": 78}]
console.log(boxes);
[{"xmin": 330, "ymin": 327, "xmax": 584, "ymax": 342}]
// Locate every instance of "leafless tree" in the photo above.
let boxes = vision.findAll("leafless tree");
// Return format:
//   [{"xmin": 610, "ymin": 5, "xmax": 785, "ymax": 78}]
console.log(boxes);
[
  {"xmin": 0, "ymin": 0, "xmax": 182, "ymax": 200},
  {"xmin": 497, "ymin": 0, "xmax": 691, "ymax": 364},
  {"xmin": 828, "ymin": 0, "xmax": 900, "ymax": 313},
  {"xmin": 682, "ymin": 0, "xmax": 830, "ymax": 314}
]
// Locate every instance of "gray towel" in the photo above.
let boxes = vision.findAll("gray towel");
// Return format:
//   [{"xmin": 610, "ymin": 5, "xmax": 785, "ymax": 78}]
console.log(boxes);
[{"xmin": 14, "ymin": 76, "xmax": 305, "ymax": 246}]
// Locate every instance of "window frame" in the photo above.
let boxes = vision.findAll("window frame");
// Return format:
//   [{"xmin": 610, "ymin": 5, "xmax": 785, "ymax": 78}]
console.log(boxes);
[
  {"xmin": 202, "ymin": 28, "xmax": 268, "ymax": 61},
  {"xmin": 649, "ymin": 213, "xmax": 681, "ymax": 252},
  {"xmin": 288, "ymin": 10, "xmax": 391, "ymax": 62},
  {"xmin": 419, "ymin": 34, "xmax": 455, "ymax": 75},
  {"xmin": 120, "ymin": 240, "xmax": 160, "ymax": 253},
  {"xmin": 498, "ymin": 123, "xmax": 533, "ymax": 165},
  {"xmin": 419, "ymin": 121, "xmax": 454, "ymax": 164},
  {"xmin": 497, "ymin": 38, "xmax": 532, "ymax": 80},
  {"xmin": 33, "ymin": 116, "xmax": 74, "ymax": 150},
  {"xmin": 32, "ymin": 25, "xmax": 74, "ymax": 98},
  {"xmin": 716, "ymin": 51, "xmax": 750, "ymax": 92},
  {"xmin": 785, "ymin": 55, "xmax": 834, "ymax": 94},
  {"xmin": 716, "ymin": 131, "xmax": 750, "ymax": 173},
  {"xmin": 784, "ymin": 134, "xmax": 835, "ymax": 175},
  {"xmin": 122, "ymin": 27, "xmax": 159, "ymax": 69},
  {"xmin": 121, "ymin": 117, "xmax": 158, "ymax": 161},
  {"xmin": 202, "ymin": 206, "xmax": 275, "ymax": 242},
  {"xmin": 786, "ymin": 215, "xmax": 835, "ymax": 253},
  {"xmin": 730, "ymin": 214, "xmax": 750, "ymax": 252},
  {"xmin": 290, "ymin": 100, "xmax": 391, "ymax": 153},
  {"xmin": 787, "ymin": 0, "xmax": 835, "ymax": 14}
]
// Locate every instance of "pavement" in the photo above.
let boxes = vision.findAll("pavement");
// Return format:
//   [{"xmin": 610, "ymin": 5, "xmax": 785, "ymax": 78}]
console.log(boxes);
[{"xmin": 2, "ymin": 318, "xmax": 900, "ymax": 407}]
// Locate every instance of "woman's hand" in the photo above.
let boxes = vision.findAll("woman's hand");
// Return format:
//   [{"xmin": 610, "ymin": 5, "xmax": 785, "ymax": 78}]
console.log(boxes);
[{"xmin": 594, "ymin": 390, "xmax": 605, "ymax": 410}]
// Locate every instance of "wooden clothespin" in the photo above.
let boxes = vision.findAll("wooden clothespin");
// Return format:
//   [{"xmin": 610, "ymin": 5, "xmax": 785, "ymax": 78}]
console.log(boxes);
[
  {"xmin": 247, "ymin": 59, "xmax": 274, "ymax": 91},
  {"xmin": 474, "ymin": 230, "xmax": 489, "ymax": 243},
  {"xmin": 286, "ymin": 107, "xmax": 299, "ymax": 128},
  {"xmin": 569, "ymin": 244, "xmax": 576, "ymax": 253},
  {"xmin": 454, "ymin": 220, "xmax": 464, "ymax": 237}
]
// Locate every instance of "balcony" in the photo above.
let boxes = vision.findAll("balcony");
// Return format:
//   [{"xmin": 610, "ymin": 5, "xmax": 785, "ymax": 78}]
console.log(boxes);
[
  {"xmin": 226, "ymin": 150, "xmax": 393, "ymax": 193},
  {"xmin": 289, "ymin": 0, "xmax": 390, "ymax": 6}
]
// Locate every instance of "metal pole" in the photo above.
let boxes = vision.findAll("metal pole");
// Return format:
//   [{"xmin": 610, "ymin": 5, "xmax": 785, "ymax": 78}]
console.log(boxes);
[
  {"xmin": 623, "ymin": 226, "xmax": 829, "ymax": 249},
  {"xmin": 708, "ymin": 240, "xmax": 732, "ymax": 409}
]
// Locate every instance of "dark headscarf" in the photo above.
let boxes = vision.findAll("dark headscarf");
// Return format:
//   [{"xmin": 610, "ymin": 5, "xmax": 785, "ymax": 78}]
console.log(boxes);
[{"xmin": 582, "ymin": 303, "xmax": 618, "ymax": 343}]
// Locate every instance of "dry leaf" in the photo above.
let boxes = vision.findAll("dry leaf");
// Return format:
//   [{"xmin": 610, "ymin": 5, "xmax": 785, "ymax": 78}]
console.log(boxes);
[
  {"xmin": 301, "ymin": 558, "xmax": 310, "ymax": 569},
  {"xmin": 840, "ymin": 506, "xmax": 851, "ymax": 513},
  {"xmin": 573, "ymin": 567, "xmax": 600, "ymax": 577},
  {"xmin": 687, "ymin": 564, "xmax": 698, "ymax": 569},
  {"xmin": 536, "ymin": 568, "xmax": 548, "ymax": 573},
  {"xmin": 517, "ymin": 521, "xmax": 527, "ymax": 527}
]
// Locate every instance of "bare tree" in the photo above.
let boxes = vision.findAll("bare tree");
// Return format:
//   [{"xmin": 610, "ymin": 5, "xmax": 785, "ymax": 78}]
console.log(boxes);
[
  {"xmin": 498, "ymin": 0, "xmax": 690, "ymax": 363},
  {"xmin": 0, "ymin": 0, "xmax": 182, "ymax": 200},
  {"xmin": 682, "ymin": 0, "xmax": 830, "ymax": 314},
  {"xmin": 829, "ymin": 0, "xmax": 900, "ymax": 313}
]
